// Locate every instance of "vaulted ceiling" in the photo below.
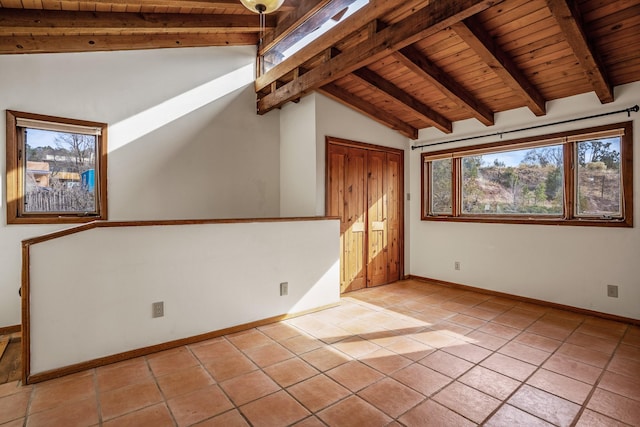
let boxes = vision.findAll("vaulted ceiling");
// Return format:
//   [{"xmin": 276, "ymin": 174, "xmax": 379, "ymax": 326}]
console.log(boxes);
[{"xmin": 1, "ymin": 0, "xmax": 639, "ymax": 139}]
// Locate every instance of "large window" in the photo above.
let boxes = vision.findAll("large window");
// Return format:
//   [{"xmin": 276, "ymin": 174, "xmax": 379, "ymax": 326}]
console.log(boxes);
[
  {"xmin": 422, "ymin": 122, "xmax": 632, "ymax": 227},
  {"xmin": 6, "ymin": 110, "xmax": 108, "ymax": 224}
]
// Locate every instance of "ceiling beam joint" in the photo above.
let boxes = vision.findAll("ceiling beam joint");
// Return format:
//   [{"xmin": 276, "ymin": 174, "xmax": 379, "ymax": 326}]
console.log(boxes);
[
  {"xmin": 545, "ymin": 0, "xmax": 613, "ymax": 103},
  {"xmin": 319, "ymin": 83, "xmax": 419, "ymax": 139},
  {"xmin": 451, "ymin": 15, "xmax": 547, "ymax": 116},
  {"xmin": 258, "ymin": 0, "xmax": 502, "ymax": 114},
  {"xmin": 395, "ymin": 46, "xmax": 494, "ymax": 126},
  {"xmin": 351, "ymin": 68, "xmax": 452, "ymax": 134}
]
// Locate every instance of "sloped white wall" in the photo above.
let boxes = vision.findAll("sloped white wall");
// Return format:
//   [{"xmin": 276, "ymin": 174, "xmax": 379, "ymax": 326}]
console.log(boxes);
[
  {"xmin": 0, "ymin": 46, "xmax": 281, "ymax": 328},
  {"xmin": 410, "ymin": 82, "xmax": 640, "ymax": 320},
  {"xmin": 28, "ymin": 219, "xmax": 340, "ymax": 375}
]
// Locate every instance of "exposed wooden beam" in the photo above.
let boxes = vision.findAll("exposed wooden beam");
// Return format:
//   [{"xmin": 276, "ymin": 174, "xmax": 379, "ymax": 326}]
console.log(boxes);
[
  {"xmin": 319, "ymin": 83, "xmax": 418, "ymax": 139},
  {"xmin": 0, "ymin": 33, "xmax": 257, "ymax": 55},
  {"xmin": 255, "ymin": 0, "xmax": 432, "ymax": 92},
  {"xmin": 258, "ymin": 0, "xmax": 501, "ymax": 113},
  {"xmin": 395, "ymin": 46, "xmax": 495, "ymax": 127},
  {"xmin": 545, "ymin": 0, "xmax": 613, "ymax": 103},
  {"xmin": 260, "ymin": 0, "xmax": 333, "ymax": 55},
  {"xmin": 76, "ymin": 0, "xmax": 297, "ymax": 11},
  {"xmin": 351, "ymin": 68, "xmax": 452, "ymax": 133},
  {"xmin": 0, "ymin": 9, "xmax": 274, "ymax": 36},
  {"xmin": 452, "ymin": 16, "xmax": 547, "ymax": 116}
]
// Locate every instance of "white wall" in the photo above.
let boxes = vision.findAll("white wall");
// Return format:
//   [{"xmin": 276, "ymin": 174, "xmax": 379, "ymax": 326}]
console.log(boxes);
[
  {"xmin": 279, "ymin": 93, "xmax": 412, "ymax": 273},
  {"xmin": 280, "ymin": 95, "xmax": 317, "ymax": 216},
  {"xmin": 0, "ymin": 46, "xmax": 281, "ymax": 328},
  {"xmin": 410, "ymin": 82, "xmax": 640, "ymax": 320},
  {"xmin": 28, "ymin": 219, "xmax": 340, "ymax": 375}
]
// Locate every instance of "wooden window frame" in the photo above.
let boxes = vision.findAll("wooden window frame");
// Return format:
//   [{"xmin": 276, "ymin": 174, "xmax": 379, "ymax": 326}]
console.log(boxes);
[
  {"xmin": 6, "ymin": 110, "xmax": 108, "ymax": 224},
  {"xmin": 421, "ymin": 121, "xmax": 633, "ymax": 227}
]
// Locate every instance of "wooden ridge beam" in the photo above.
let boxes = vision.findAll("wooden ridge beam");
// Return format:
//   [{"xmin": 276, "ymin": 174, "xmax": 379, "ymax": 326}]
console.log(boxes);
[
  {"xmin": 75, "ymin": 0, "xmax": 298, "ymax": 11},
  {"xmin": 452, "ymin": 16, "xmax": 547, "ymax": 116},
  {"xmin": 395, "ymin": 46, "xmax": 495, "ymax": 127},
  {"xmin": 0, "ymin": 9, "xmax": 275, "ymax": 36},
  {"xmin": 319, "ymin": 83, "xmax": 418, "ymax": 139},
  {"xmin": 545, "ymin": 0, "xmax": 613, "ymax": 103},
  {"xmin": 258, "ymin": 0, "xmax": 501, "ymax": 114},
  {"xmin": 255, "ymin": 0, "xmax": 434, "ymax": 92},
  {"xmin": 0, "ymin": 33, "xmax": 257, "ymax": 55},
  {"xmin": 351, "ymin": 68, "xmax": 452, "ymax": 134}
]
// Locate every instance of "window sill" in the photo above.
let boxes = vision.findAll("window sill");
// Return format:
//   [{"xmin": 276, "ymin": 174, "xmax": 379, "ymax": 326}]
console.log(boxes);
[
  {"xmin": 8, "ymin": 215, "xmax": 104, "ymax": 225},
  {"xmin": 421, "ymin": 215, "xmax": 632, "ymax": 227}
]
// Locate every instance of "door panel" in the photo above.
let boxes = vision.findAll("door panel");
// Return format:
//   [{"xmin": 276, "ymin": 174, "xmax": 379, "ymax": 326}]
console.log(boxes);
[
  {"xmin": 345, "ymin": 148, "xmax": 367, "ymax": 292},
  {"xmin": 327, "ymin": 144, "xmax": 366, "ymax": 292},
  {"xmin": 386, "ymin": 152, "xmax": 401, "ymax": 282},
  {"xmin": 367, "ymin": 150, "xmax": 388, "ymax": 287},
  {"xmin": 327, "ymin": 147, "xmax": 347, "ymax": 289},
  {"xmin": 327, "ymin": 140, "xmax": 403, "ymax": 293}
]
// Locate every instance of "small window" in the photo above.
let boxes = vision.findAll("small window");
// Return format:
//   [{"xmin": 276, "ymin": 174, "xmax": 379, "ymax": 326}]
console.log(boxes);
[
  {"xmin": 421, "ymin": 122, "xmax": 632, "ymax": 227},
  {"xmin": 6, "ymin": 110, "xmax": 107, "ymax": 224},
  {"xmin": 428, "ymin": 158, "xmax": 453, "ymax": 215},
  {"xmin": 575, "ymin": 137, "xmax": 622, "ymax": 218}
]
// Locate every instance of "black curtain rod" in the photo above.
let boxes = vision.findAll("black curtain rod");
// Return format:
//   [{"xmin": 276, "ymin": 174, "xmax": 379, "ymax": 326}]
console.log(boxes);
[{"xmin": 410, "ymin": 104, "xmax": 639, "ymax": 151}]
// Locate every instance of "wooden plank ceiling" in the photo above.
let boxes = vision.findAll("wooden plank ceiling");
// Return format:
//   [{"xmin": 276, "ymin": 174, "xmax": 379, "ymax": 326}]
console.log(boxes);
[{"xmin": 1, "ymin": 0, "xmax": 638, "ymax": 139}]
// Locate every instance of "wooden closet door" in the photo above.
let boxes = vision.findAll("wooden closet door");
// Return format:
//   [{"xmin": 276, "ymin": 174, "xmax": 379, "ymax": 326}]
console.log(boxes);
[
  {"xmin": 327, "ymin": 139, "xmax": 403, "ymax": 293},
  {"xmin": 367, "ymin": 150, "xmax": 388, "ymax": 287},
  {"xmin": 327, "ymin": 144, "xmax": 367, "ymax": 292},
  {"xmin": 386, "ymin": 151, "xmax": 402, "ymax": 283}
]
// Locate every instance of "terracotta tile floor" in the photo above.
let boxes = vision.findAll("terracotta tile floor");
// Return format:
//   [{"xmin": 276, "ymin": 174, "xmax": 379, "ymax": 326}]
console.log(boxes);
[{"xmin": 1, "ymin": 279, "xmax": 639, "ymax": 426}]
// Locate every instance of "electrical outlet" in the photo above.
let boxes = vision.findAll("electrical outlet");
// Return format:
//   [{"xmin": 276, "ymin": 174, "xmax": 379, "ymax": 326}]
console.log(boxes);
[
  {"xmin": 607, "ymin": 285, "xmax": 619, "ymax": 298},
  {"xmin": 280, "ymin": 282, "xmax": 288, "ymax": 296},
  {"xmin": 454, "ymin": 261, "xmax": 461, "ymax": 271},
  {"xmin": 152, "ymin": 301, "xmax": 164, "ymax": 318}
]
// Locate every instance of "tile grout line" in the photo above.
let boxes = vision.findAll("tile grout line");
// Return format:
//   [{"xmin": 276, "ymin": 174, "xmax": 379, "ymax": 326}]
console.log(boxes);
[
  {"xmin": 363, "ymin": 290, "xmax": 528, "ymax": 425},
  {"xmin": 412, "ymin": 295, "xmax": 543, "ymax": 424},
  {"xmin": 153, "ymin": 347, "xmax": 185, "ymax": 427},
  {"xmin": 358, "ymin": 292, "xmax": 510, "ymax": 425},
  {"xmin": 428, "ymin": 305, "xmax": 550, "ymax": 425},
  {"xmin": 183, "ymin": 340, "xmax": 251, "ymax": 427},
  {"xmin": 92, "ymin": 368, "xmax": 104, "ymax": 427},
  {"xmin": 22, "ymin": 372, "xmax": 36, "ymax": 426},
  {"xmin": 477, "ymin": 312, "xmax": 586, "ymax": 426},
  {"xmin": 568, "ymin": 323, "xmax": 631, "ymax": 427},
  {"xmin": 225, "ymin": 328, "xmax": 334, "ymax": 425}
]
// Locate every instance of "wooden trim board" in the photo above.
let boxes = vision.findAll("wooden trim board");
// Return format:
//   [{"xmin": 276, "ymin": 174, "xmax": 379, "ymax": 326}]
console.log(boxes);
[
  {"xmin": 26, "ymin": 302, "xmax": 338, "ymax": 384},
  {"xmin": 0, "ymin": 325, "xmax": 20, "ymax": 335},
  {"xmin": 409, "ymin": 275, "xmax": 640, "ymax": 326}
]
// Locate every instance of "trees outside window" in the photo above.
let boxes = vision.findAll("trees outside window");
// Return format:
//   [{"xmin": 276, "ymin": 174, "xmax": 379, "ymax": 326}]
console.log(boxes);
[
  {"xmin": 430, "ymin": 158, "xmax": 452, "ymax": 215},
  {"xmin": 576, "ymin": 139, "xmax": 622, "ymax": 217},
  {"xmin": 6, "ymin": 111, "xmax": 108, "ymax": 224},
  {"xmin": 460, "ymin": 147, "xmax": 563, "ymax": 216},
  {"xmin": 421, "ymin": 122, "xmax": 632, "ymax": 227}
]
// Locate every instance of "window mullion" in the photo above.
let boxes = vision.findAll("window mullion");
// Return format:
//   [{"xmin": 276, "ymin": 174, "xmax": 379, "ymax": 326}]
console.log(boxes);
[
  {"xmin": 424, "ymin": 161, "xmax": 431, "ymax": 217},
  {"xmin": 452, "ymin": 157, "xmax": 461, "ymax": 217},
  {"xmin": 563, "ymin": 142, "xmax": 574, "ymax": 220}
]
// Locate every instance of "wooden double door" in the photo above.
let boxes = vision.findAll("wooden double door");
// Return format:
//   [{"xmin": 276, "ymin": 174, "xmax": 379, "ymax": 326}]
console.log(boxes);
[{"xmin": 326, "ymin": 138, "xmax": 403, "ymax": 293}]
